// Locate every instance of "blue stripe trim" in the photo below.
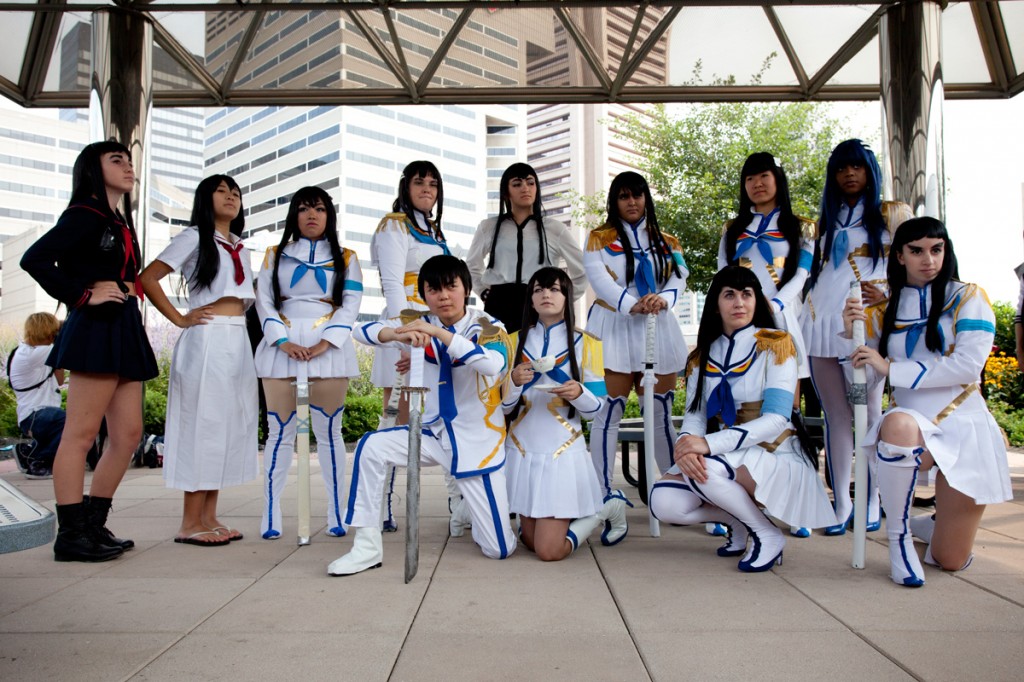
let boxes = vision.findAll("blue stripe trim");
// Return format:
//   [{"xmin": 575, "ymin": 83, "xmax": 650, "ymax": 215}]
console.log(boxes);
[
  {"xmin": 910, "ymin": 361, "xmax": 927, "ymax": 389},
  {"xmin": 262, "ymin": 318, "xmax": 286, "ymax": 334},
  {"xmin": 772, "ymin": 297, "xmax": 784, "ymax": 312},
  {"xmin": 616, "ymin": 289, "xmax": 629, "ymax": 311},
  {"xmin": 955, "ymin": 318, "xmax": 995, "ymax": 334},
  {"xmin": 345, "ymin": 425, "xmax": 409, "ymax": 525},
  {"xmin": 265, "ymin": 410, "xmax": 296, "ymax": 534},
  {"xmin": 358, "ymin": 321, "xmax": 385, "ymax": 345},
  {"xmin": 731, "ymin": 427, "xmax": 749, "ymax": 449},
  {"xmin": 654, "ymin": 391, "xmax": 675, "ymax": 460},
  {"xmin": 311, "ymin": 404, "xmax": 345, "ymax": 528},
  {"xmin": 652, "ymin": 480, "xmax": 692, "ymax": 492},
  {"xmin": 761, "ymin": 388, "xmax": 794, "ymax": 418},
  {"xmin": 343, "ymin": 280, "xmax": 363, "ymax": 291},
  {"xmin": 322, "ymin": 324, "xmax": 351, "ymax": 332},
  {"xmin": 595, "ymin": 396, "xmax": 625, "ymax": 496},
  {"xmin": 584, "ymin": 380, "xmax": 607, "ymax": 398},
  {"xmin": 482, "ymin": 474, "xmax": 509, "ymax": 559},
  {"xmin": 458, "ymin": 346, "xmax": 485, "ymax": 362},
  {"xmin": 566, "ymin": 529, "xmax": 580, "ymax": 551},
  {"xmin": 798, "ymin": 250, "xmax": 813, "ymax": 270}
]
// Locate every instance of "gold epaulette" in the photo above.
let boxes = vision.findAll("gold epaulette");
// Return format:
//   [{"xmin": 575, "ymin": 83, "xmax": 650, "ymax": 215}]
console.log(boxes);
[
  {"xmin": 685, "ymin": 348, "xmax": 702, "ymax": 375},
  {"xmin": 754, "ymin": 329, "xmax": 796, "ymax": 365},
  {"xmin": 586, "ymin": 224, "xmax": 619, "ymax": 252},
  {"xmin": 797, "ymin": 216, "xmax": 818, "ymax": 241},
  {"xmin": 341, "ymin": 247, "xmax": 356, "ymax": 267},
  {"xmin": 261, "ymin": 245, "xmax": 279, "ymax": 269},
  {"xmin": 375, "ymin": 212, "xmax": 409, "ymax": 234},
  {"xmin": 477, "ymin": 316, "xmax": 508, "ymax": 346},
  {"xmin": 863, "ymin": 301, "xmax": 887, "ymax": 341},
  {"xmin": 661, "ymin": 232, "xmax": 682, "ymax": 253},
  {"xmin": 398, "ymin": 309, "xmax": 425, "ymax": 324},
  {"xmin": 721, "ymin": 220, "xmax": 734, "ymax": 238},
  {"xmin": 951, "ymin": 282, "xmax": 990, "ymax": 323},
  {"xmin": 882, "ymin": 201, "xmax": 913, "ymax": 235}
]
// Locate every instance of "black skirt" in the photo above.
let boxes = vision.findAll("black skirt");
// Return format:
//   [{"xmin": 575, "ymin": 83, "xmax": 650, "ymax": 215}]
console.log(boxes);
[
  {"xmin": 483, "ymin": 282, "xmax": 529, "ymax": 334},
  {"xmin": 48, "ymin": 297, "xmax": 159, "ymax": 381}
]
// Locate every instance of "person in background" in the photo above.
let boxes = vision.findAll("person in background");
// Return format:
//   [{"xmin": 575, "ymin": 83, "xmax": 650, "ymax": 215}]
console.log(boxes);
[{"xmin": 9, "ymin": 312, "xmax": 65, "ymax": 480}]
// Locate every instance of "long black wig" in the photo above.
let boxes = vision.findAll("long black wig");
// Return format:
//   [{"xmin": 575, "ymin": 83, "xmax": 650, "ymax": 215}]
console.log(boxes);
[
  {"xmin": 393, "ymin": 160, "xmax": 447, "ymax": 245},
  {"xmin": 604, "ymin": 171, "xmax": 681, "ymax": 289},
  {"xmin": 270, "ymin": 186, "xmax": 347, "ymax": 311},
  {"xmin": 188, "ymin": 174, "xmax": 245, "ymax": 291}
]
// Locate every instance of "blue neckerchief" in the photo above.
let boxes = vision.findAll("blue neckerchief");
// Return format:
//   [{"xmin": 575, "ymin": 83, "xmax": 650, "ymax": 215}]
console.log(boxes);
[
  {"xmin": 891, "ymin": 320, "xmax": 945, "ymax": 358},
  {"xmin": 628, "ymin": 220, "xmax": 655, "ymax": 297},
  {"xmin": 706, "ymin": 380, "xmax": 737, "ymax": 427},
  {"xmin": 408, "ymin": 216, "xmax": 451, "ymax": 256},
  {"xmin": 831, "ymin": 229, "xmax": 849, "ymax": 267},
  {"xmin": 284, "ymin": 253, "xmax": 334, "ymax": 293},
  {"xmin": 436, "ymin": 332, "xmax": 457, "ymax": 421},
  {"xmin": 734, "ymin": 208, "xmax": 781, "ymax": 264}
]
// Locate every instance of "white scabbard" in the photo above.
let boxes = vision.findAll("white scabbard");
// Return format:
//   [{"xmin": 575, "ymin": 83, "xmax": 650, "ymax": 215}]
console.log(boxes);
[
  {"xmin": 642, "ymin": 313, "xmax": 661, "ymax": 538},
  {"xmin": 295, "ymin": 364, "xmax": 311, "ymax": 547},
  {"xmin": 849, "ymin": 281, "xmax": 868, "ymax": 569}
]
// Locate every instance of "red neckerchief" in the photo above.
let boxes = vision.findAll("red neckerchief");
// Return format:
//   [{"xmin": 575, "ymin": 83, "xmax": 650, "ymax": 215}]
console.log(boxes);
[
  {"xmin": 217, "ymin": 238, "xmax": 245, "ymax": 285},
  {"xmin": 71, "ymin": 204, "xmax": 144, "ymax": 298}
]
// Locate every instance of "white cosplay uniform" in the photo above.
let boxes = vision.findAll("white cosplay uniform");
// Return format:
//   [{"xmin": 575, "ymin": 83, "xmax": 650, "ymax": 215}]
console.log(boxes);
[
  {"xmin": 800, "ymin": 198, "xmax": 912, "ymax": 532},
  {"xmin": 718, "ymin": 209, "xmax": 815, "ymax": 377},
  {"xmin": 155, "ymin": 227, "xmax": 259, "ymax": 492},
  {"xmin": 347, "ymin": 308, "xmax": 517, "ymax": 559},
  {"xmin": 668, "ymin": 326, "xmax": 835, "ymax": 528},
  {"xmin": 584, "ymin": 218, "xmax": 688, "ymax": 495},
  {"xmin": 254, "ymin": 238, "xmax": 363, "ymax": 538},
  {"xmin": 369, "ymin": 211, "xmax": 449, "ymax": 387},
  {"xmin": 859, "ymin": 282, "xmax": 1012, "ymax": 505},
  {"xmin": 503, "ymin": 323, "xmax": 606, "ymax": 519}
]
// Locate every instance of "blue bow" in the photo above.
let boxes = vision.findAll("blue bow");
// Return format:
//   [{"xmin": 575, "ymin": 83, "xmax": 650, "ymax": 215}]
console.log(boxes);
[
  {"xmin": 891, "ymin": 320, "xmax": 945, "ymax": 357},
  {"xmin": 831, "ymin": 229, "xmax": 849, "ymax": 266},
  {"xmin": 705, "ymin": 379, "xmax": 737, "ymax": 427},
  {"xmin": 290, "ymin": 262, "xmax": 333, "ymax": 292}
]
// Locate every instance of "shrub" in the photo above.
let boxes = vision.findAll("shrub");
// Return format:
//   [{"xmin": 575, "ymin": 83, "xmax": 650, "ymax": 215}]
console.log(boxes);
[
  {"xmin": 344, "ymin": 393, "xmax": 383, "ymax": 443},
  {"xmin": 985, "ymin": 350, "xmax": 1024, "ymax": 411},
  {"xmin": 991, "ymin": 301, "xmax": 1017, "ymax": 357},
  {"xmin": 988, "ymin": 400, "xmax": 1024, "ymax": 448}
]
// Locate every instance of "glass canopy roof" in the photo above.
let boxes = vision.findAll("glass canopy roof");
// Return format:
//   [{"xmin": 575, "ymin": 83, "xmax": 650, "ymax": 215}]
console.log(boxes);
[{"xmin": 0, "ymin": 1, "xmax": 1020, "ymax": 108}]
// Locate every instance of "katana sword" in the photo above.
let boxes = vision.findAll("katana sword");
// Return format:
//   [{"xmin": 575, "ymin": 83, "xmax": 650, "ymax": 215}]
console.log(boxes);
[{"xmin": 642, "ymin": 313, "xmax": 661, "ymax": 538}]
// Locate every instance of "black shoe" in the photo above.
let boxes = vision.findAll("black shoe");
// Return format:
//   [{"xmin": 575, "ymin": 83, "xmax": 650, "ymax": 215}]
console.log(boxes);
[
  {"xmin": 54, "ymin": 503, "xmax": 124, "ymax": 563},
  {"xmin": 14, "ymin": 441, "xmax": 35, "ymax": 473},
  {"xmin": 24, "ymin": 461, "xmax": 53, "ymax": 480},
  {"xmin": 84, "ymin": 496, "xmax": 135, "ymax": 551}
]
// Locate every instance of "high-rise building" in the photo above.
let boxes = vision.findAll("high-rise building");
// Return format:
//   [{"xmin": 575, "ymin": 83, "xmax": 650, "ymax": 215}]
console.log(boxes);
[{"xmin": 200, "ymin": 9, "xmax": 534, "ymax": 319}]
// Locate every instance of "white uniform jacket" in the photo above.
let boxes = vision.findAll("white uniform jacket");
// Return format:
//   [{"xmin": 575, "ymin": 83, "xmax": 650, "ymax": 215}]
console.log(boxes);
[{"xmin": 371, "ymin": 211, "xmax": 450, "ymax": 315}]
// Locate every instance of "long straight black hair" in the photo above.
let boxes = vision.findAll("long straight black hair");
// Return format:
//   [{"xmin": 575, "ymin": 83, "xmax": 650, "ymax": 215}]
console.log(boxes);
[
  {"xmin": 270, "ymin": 186, "xmax": 346, "ymax": 310},
  {"xmin": 686, "ymin": 266, "xmax": 775, "ymax": 415},
  {"xmin": 508, "ymin": 266, "xmax": 581, "ymax": 421},
  {"xmin": 879, "ymin": 217, "xmax": 960, "ymax": 358},
  {"xmin": 394, "ymin": 160, "xmax": 447, "ymax": 245},
  {"xmin": 487, "ymin": 162, "xmax": 547, "ymax": 271},
  {"xmin": 809, "ymin": 139, "xmax": 886, "ymax": 288},
  {"xmin": 604, "ymin": 171, "xmax": 681, "ymax": 288},
  {"xmin": 70, "ymin": 139, "xmax": 135, "ymax": 230},
  {"xmin": 723, "ymin": 152, "xmax": 802, "ymax": 287},
  {"xmin": 188, "ymin": 174, "xmax": 245, "ymax": 291}
]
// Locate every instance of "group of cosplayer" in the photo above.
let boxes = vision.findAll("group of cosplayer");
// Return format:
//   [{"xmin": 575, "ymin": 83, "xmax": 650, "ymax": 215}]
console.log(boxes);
[{"xmin": 21, "ymin": 137, "xmax": 1011, "ymax": 590}]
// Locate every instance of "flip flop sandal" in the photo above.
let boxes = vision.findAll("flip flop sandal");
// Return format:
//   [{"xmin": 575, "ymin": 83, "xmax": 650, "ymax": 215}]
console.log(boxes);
[
  {"xmin": 174, "ymin": 531, "xmax": 230, "ymax": 547},
  {"xmin": 212, "ymin": 526, "xmax": 244, "ymax": 541}
]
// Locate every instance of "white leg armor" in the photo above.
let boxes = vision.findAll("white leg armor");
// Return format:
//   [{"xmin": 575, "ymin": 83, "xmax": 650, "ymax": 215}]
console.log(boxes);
[
  {"xmin": 566, "ymin": 514, "xmax": 603, "ymax": 552},
  {"xmin": 642, "ymin": 390, "xmax": 677, "ymax": 473},
  {"xmin": 261, "ymin": 410, "xmax": 297, "ymax": 540},
  {"xmin": 311, "ymin": 405, "xmax": 346, "ymax": 537},
  {"xmin": 689, "ymin": 457, "xmax": 785, "ymax": 572},
  {"xmin": 326, "ymin": 527, "xmax": 383, "ymax": 576},
  {"xmin": 650, "ymin": 480, "xmax": 748, "ymax": 557},
  {"xmin": 590, "ymin": 396, "xmax": 626, "ymax": 499},
  {"xmin": 876, "ymin": 441, "xmax": 926, "ymax": 587}
]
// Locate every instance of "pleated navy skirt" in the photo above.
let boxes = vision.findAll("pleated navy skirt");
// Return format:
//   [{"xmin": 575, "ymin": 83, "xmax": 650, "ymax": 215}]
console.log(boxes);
[{"xmin": 48, "ymin": 297, "xmax": 158, "ymax": 381}]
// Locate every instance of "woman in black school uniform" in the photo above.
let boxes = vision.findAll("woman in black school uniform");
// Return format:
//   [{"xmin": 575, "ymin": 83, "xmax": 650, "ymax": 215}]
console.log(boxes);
[{"xmin": 21, "ymin": 140, "xmax": 158, "ymax": 563}]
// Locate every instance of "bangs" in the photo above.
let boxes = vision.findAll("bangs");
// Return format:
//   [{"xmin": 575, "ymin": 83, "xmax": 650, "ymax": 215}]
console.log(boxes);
[{"xmin": 740, "ymin": 152, "xmax": 777, "ymax": 178}]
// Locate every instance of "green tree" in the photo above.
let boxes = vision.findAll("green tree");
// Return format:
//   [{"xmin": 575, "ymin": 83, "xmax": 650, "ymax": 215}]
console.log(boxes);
[{"xmin": 614, "ymin": 100, "xmax": 853, "ymax": 291}]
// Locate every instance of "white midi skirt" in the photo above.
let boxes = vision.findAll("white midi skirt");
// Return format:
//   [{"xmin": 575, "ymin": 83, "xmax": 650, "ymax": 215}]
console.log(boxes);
[
  {"xmin": 163, "ymin": 316, "xmax": 259, "ymax": 491},
  {"xmin": 254, "ymin": 316, "xmax": 359, "ymax": 379},
  {"xmin": 585, "ymin": 304, "xmax": 687, "ymax": 375},
  {"xmin": 505, "ymin": 440, "xmax": 605, "ymax": 519}
]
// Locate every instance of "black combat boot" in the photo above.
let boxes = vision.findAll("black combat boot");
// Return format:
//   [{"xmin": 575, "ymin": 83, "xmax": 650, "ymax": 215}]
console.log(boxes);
[
  {"xmin": 54, "ymin": 502, "xmax": 124, "ymax": 562},
  {"xmin": 84, "ymin": 496, "xmax": 135, "ymax": 550}
]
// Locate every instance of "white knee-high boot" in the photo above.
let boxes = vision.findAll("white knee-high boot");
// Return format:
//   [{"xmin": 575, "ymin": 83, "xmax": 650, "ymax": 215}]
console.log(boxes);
[
  {"xmin": 590, "ymin": 396, "xmax": 626, "ymax": 499},
  {"xmin": 262, "ymin": 410, "xmax": 297, "ymax": 539},
  {"xmin": 641, "ymin": 390, "xmax": 677, "ymax": 473},
  {"xmin": 567, "ymin": 494, "xmax": 629, "ymax": 551},
  {"xmin": 311, "ymin": 405, "xmax": 346, "ymax": 537},
  {"xmin": 689, "ymin": 457, "xmax": 785, "ymax": 572},
  {"xmin": 327, "ymin": 527, "xmax": 383, "ymax": 576},
  {"xmin": 650, "ymin": 480, "xmax": 748, "ymax": 557},
  {"xmin": 876, "ymin": 441, "xmax": 926, "ymax": 587}
]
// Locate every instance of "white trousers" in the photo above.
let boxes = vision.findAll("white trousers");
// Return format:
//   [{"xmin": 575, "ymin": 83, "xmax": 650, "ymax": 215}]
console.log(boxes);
[{"xmin": 345, "ymin": 426, "xmax": 517, "ymax": 559}]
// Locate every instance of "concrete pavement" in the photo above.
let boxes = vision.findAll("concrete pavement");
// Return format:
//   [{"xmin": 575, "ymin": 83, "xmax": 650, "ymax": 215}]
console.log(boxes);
[{"xmin": 1, "ymin": 451, "xmax": 1022, "ymax": 682}]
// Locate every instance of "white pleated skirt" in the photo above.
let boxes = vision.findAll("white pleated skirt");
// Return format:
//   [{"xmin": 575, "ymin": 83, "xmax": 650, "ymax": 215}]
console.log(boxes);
[
  {"xmin": 371, "ymin": 345, "xmax": 401, "ymax": 388},
  {"xmin": 163, "ymin": 317, "xmax": 260, "ymax": 492},
  {"xmin": 505, "ymin": 441, "xmax": 604, "ymax": 519},
  {"xmin": 254, "ymin": 317, "xmax": 359, "ymax": 379},
  {"xmin": 717, "ymin": 439, "xmax": 836, "ymax": 528},
  {"xmin": 863, "ymin": 405, "xmax": 1012, "ymax": 505},
  {"xmin": 585, "ymin": 305, "xmax": 687, "ymax": 375}
]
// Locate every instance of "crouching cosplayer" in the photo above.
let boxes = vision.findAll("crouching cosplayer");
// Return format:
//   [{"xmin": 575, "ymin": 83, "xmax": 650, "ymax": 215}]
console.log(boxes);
[
  {"xmin": 649, "ymin": 266, "xmax": 835, "ymax": 572},
  {"xmin": 844, "ymin": 217, "xmax": 1012, "ymax": 587},
  {"xmin": 328, "ymin": 255, "xmax": 517, "ymax": 575}
]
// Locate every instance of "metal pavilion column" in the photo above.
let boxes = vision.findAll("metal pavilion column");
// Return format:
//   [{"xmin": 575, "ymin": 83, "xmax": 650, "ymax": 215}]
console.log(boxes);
[
  {"xmin": 880, "ymin": 0, "xmax": 944, "ymax": 219},
  {"xmin": 90, "ymin": 8, "xmax": 153, "ymax": 257}
]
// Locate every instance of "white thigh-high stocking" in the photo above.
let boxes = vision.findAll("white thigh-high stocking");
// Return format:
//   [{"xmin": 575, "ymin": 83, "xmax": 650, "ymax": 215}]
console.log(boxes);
[
  {"xmin": 688, "ymin": 457, "xmax": 784, "ymax": 572},
  {"xmin": 641, "ymin": 390, "xmax": 677, "ymax": 473},
  {"xmin": 810, "ymin": 358, "xmax": 855, "ymax": 533},
  {"xmin": 261, "ymin": 410, "xmax": 297, "ymax": 539},
  {"xmin": 650, "ymin": 479, "xmax": 747, "ymax": 557},
  {"xmin": 590, "ymin": 396, "xmax": 626, "ymax": 499},
  {"xmin": 311, "ymin": 404, "xmax": 346, "ymax": 537},
  {"xmin": 876, "ymin": 441, "xmax": 926, "ymax": 587}
]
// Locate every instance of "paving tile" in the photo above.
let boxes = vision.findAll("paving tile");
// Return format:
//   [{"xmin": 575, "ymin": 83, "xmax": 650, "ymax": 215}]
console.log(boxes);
[
  {"xmin": 0, "ymin": 576, "xmax": 81, "ymax": 617},
  {"xmin": 862, "ymin": 630, "xmax": 1024, "ymax": 681},
  {"xmin": 0, "ymin": 633, "xmax": 176, "ymax": 682}
]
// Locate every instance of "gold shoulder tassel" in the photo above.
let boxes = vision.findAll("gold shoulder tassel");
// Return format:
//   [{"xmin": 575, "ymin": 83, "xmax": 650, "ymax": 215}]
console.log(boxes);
[
  {"xmin": 881, "ymin": 201, "xmax": 913, "ymax": 235},
  {"xmin": 586, "ymin": 223, "xmax": 619, "ymax": 252},
  {"xmin": 375, "ymin": 212, "xmax": 409, "ymax": 234},
  {"xmin": 754, "ymin": 329, "xmax": 796, "ymax": 365},
  {"xmin": 399, "ymin": 309, "xmax": 426, "ymax": 324},
  {"xmin": 797, "ymin": 216, "xmax": 818, "ymax": 240}
]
